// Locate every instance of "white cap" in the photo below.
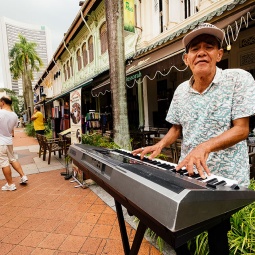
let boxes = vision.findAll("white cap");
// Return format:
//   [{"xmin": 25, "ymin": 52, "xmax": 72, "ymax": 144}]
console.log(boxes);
[{"xmin": 182, "ymin": 23, "xmax": 225, "ymax": 50}]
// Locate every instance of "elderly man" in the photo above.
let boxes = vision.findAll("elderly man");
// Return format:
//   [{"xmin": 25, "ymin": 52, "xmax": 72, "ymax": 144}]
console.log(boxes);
[{"xmin": 133, "ymin": 23, "xmax": 255, "ymax": 255}]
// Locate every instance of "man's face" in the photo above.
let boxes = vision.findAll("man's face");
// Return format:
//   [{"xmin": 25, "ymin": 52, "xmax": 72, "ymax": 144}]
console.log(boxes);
[
  {"xmin": 0, "ymin": 100, "xmax": 3, "ymax": 109},
  {"xmin": 184, "ymin": 34, "xmax": 223, "ymax": 76}
]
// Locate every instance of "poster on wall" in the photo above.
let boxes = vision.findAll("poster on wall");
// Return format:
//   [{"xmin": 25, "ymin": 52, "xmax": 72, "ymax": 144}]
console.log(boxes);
[
  {"xmin": 70, "ymin": 88, "xmax": 82, "ymax": 144},
  {"xmin": 70, "ymin": 88, "xmax": 84, "ymax": 185},
  {"xmin": 123, "ymin": 0, "xmax": 135, "ymax": 33}
]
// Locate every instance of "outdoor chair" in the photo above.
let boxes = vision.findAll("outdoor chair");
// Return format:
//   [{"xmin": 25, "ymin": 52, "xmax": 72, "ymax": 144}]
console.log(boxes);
[
  {"xmin": 36, "ymin": 134, "xmax": 63, "ymax": 164},
  {"xmin": 152, "ymin": 137, "xmax": 174, "ymax": 162},
  {"xmin": 42, "ymin": 136, "xmax": 63, "ymax": 164},
  {"xmin": 58, "ymin": 133, "xmax": 71, "ymax": 156},
  {"xmin": 36, "ymin": 134, "xmax": 46, "ymax": 158},
  {"xmin": 157, "ymin": 128, "xmax": 169, "ymax": 137},
  {"xmin": 172, "ymin": 138, "xmax": 182, "ymax": 164}
]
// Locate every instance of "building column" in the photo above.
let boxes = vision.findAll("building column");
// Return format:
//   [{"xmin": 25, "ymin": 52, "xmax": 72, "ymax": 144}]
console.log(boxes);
[
  {"xmin": 142, "ymin": 77, "xmax": 149, "ymax": 130},
  {"xmin": 137, "ymin": 78, "xmax": 144, "ymax": 128}
]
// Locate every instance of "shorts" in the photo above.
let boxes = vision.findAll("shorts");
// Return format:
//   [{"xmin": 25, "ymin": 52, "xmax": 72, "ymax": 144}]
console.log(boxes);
[
  {"xmin": 0, "ymin": 145, "xmax": 17, "ymax": 168},
  {"xmin": 35, "ymin": 130, "xmax": 45, "ymax": 135}
]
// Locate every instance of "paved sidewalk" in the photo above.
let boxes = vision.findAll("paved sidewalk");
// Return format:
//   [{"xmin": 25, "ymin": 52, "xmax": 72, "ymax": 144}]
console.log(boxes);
[{"xmin": 0, "ymin": 128, "xmax": 176, "ymax": 255}]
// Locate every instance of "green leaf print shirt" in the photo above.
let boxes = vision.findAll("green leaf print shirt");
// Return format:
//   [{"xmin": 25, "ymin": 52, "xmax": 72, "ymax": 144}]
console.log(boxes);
[{"xmin": 166, "ymin": 67, "xmax": 255, "ymax": 186}]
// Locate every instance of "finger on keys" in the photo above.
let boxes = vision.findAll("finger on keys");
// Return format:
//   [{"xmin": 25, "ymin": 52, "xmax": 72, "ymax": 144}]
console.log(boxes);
[
  {"xmin": 201, "ymin": 161, "xmax": 211, "ymax": 176},
  {"xmin": 195, "ymin": 163, "xmax": 206, "ymax": 179},
  {"xmin": 132, "ymin": 146, "xmax": 147, "ymax": 159},
  {"xmin": 131, "ymin": 147, "xmax": 143, "ymax": 156},
  {"xmin": 147, "ymin": 151, "xmax": 157, "ymax": 160},
  {"xmin": 175, "ymin": 159, "xmax": 185, "ymax": 171}
]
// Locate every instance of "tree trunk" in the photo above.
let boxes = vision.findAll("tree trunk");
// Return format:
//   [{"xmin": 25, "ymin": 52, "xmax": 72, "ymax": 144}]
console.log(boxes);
[
  {"xmin": 27, "ymin": 73, "xmax": 34, "ymax": 111},
  {"xmin": 105, "ymin": 0, "xmax": 131, "ymax": 150},
  {"xmin": 22, "ymin": 72, "xmax": 30, "ymax": 121}
]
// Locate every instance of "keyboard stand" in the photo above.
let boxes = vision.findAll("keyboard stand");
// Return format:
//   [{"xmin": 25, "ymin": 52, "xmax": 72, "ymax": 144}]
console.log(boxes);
[{"xmin": 115, "ymin": 199, "xmax": 147, "ymax": 255}]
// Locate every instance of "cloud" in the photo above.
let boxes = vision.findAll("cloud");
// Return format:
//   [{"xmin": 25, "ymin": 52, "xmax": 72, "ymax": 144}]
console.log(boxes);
[
  {"xmin": 0, "ymin": 0, "xmax": 81, "ymax": 86},
  {"xmin": 0, "ymin": 0, "xmax": 81, "ymax": 52}
]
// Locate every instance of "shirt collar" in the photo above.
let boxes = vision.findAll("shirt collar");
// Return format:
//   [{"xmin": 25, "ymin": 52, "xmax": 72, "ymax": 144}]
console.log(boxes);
[{"xmin": 188, "ymin": 67, "xmax": 222, "ymax": 94}]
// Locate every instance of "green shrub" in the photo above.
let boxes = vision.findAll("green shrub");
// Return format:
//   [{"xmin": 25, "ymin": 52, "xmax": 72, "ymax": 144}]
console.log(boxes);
[
  {"xmin": 24, "ymin": 122, "xmax": 36, "ymax": 137},
  {"xmin": 24, "ymin": 121, "xmax": 51, "ymax": 137},
  {"xmin": 81, "ymin": 132, "xmax": 120, "ymax": 149}
]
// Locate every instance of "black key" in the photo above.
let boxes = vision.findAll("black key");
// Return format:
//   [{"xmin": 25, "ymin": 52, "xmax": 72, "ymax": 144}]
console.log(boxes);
[
  {"xmin": 231, "ymin": 184, "xmax": 240, "ymax": 190},
  {"xmin": 190, "ymin": 173, "xmax": 200, "ymax": 178},
  {"xmin": 205, "ymin": 178, "xmax": 218, "ymax": 184},
  {"xmin": 159, "ymin": 163, "xmax": 169, "ymax": 167},
  {"xmin": 196, "ymin": 177, "xmax": 206, "ymax": 181},
  {"xmin": 179, "ymin": 169, "xmax": 188, "ymax": 175},
  {"xmin": 151, "ymin": 161, "xmax": 162, "ymax": 166},
  {"xmin": 215, "ymin": 180, "xmax": 227, "ymax": 186},
  {"xmin": 162, "ymin": 165, "xmax": 175, "ymax": 171}
]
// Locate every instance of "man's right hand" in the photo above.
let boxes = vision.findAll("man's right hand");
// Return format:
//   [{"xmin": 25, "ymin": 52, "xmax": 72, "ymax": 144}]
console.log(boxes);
[{"xmin": 132, "ymin": 144, "xmax": 163, "ymax": 160}]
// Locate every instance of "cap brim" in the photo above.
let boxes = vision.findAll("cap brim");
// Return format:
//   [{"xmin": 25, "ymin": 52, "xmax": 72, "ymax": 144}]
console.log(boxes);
[{"xmin": 182, "ymin": 27, "xmax": 224, "ymax": 49}]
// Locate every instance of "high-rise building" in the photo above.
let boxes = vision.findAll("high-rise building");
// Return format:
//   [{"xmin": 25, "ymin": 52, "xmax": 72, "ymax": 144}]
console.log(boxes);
[{"xmin": 0, "ymin": 17, "xmax": 52, "ymax": 95}]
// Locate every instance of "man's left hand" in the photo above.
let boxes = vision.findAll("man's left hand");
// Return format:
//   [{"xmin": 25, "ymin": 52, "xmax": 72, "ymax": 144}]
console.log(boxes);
[{"xmin": 176, "ymin": 144, "xmax": 210, "ymax": 178}]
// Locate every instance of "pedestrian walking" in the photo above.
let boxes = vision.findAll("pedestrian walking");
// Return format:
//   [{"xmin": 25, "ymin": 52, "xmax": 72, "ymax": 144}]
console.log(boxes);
[{"xmin": 0, "ymin": 96, "xmax": 28, "ymax": 191}]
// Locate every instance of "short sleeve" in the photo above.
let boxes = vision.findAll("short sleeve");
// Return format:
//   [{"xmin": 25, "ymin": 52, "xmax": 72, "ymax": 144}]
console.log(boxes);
[{"xmin": 231, "ymin": 70, "xmax": 255, "ymax": 120}]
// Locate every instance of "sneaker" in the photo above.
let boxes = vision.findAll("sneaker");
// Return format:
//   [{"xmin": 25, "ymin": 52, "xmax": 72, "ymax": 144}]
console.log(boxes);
[
  {"xmin": 20, "ymin": 175, "xmax": 28, "ymax": 184},
  {"xmin": 2, "ymin": 183, "xmax": 16, "ymax": 191}
]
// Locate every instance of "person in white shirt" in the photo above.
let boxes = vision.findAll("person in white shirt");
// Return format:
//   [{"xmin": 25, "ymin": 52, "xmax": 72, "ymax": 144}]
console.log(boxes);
[{"xmin": 0, "ymin": 96, "xmax": 28, "ymax": 191}]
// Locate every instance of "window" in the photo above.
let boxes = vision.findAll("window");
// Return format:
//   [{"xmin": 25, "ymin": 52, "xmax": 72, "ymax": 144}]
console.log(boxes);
[
  {"xmin": 184, "ymin": 0, "xmax": 198, "ymax": 18},
  {"xmin": 100, "ymin": 22, "xmax": 108, "ymax": 54},
  {"xmin": 77, "ymin": 49, "xmax": 82, "ymax": 71},
  {"xmin": 67, "ymin": 61, "xmax": 70, "ymax": 79},
  {"xmin": 159, "ymin": 0, "xmax": 163, "ymax": 33},
  {"xmin": 184, "ymin": 0, "xmax": 191, "ymax": 18},
  {"xmin": 88, "ymin": 36, "xmax": 94, "ymax": 62},
  {"xmin": 63, "ymin": 64, "xmax": 67, "ymax": 81},
  {"xmin": 82, "ymin": 43, "xmax": 88, "ymax": 67},
  {"xmin": 70, "ymin": 57, "xmax": 73, "ymax": 77}
]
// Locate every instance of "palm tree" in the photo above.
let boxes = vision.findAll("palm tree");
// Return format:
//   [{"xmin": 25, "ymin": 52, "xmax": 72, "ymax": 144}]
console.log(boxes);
[{"xmin": 9, "ymin": 34, "xmax": 43, "ymax": 121}]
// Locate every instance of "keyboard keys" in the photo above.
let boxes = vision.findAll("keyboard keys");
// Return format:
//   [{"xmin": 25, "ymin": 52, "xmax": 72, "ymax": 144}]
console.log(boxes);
[{"xmin": 116, "ymin": 149, "xmax": 239, "ymax": 188}]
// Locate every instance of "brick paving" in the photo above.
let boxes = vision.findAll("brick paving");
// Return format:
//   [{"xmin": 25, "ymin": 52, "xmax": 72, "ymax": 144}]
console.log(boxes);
[{"xmin": 0, "ymin": 128, "xmax": 175, "ymax": 255}]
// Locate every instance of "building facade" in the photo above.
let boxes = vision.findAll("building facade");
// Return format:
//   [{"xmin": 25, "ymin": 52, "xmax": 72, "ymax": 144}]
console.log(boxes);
[
  {"xmin": 34, "ymin": 0, "xmax": 255, "ymax": 138},
  {"xmin": 0, "ymin": 16, "xmax": 52, "ymax": 95}
]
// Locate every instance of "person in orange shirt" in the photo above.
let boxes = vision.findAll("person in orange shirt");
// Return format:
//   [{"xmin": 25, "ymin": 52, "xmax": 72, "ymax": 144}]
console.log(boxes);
[{"xmin": 31, "ymin": 106, "xmax": 45, "ymax": 135}]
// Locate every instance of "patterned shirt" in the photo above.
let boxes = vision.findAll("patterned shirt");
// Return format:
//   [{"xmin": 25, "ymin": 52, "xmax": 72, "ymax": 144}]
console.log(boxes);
[{"xmin": 166, "ymin": 67, "xmax": 255, "ymax": 186}]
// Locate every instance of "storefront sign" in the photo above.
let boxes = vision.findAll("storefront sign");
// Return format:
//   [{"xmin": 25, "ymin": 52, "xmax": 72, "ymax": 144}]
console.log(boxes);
[
  {"xmin": 126, "ymin": 71, "xmax": 142, "ymax": 82},
  {"xmin": 124, "ymin": 0, "xmax": 135, "ymax": 33}
]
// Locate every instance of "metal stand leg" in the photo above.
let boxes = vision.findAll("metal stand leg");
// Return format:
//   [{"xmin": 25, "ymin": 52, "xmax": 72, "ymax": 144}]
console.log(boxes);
[
  {"xmin": 64, "ymin": 156, "xmax": 72, "ymax": 180},
  {"xmin": 115, "ymin": 199, "xmax": 147, "ymax": 255},
  {"xmin": 115, "ymin": 199, "xmax": 130, "ymax": 255},
  {"xmin": 61, "ymin": 153, "xmax": 71, "ymax": 177},
  {"xmin": 70, "ymin": 175, "xmax": 85, "ymax": 188}
]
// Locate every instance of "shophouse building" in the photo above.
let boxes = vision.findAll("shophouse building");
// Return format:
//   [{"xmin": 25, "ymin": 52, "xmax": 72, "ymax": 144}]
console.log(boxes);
[{"xmin": 34, "ymin": 0, "xmax": 255, "ymax": 140}]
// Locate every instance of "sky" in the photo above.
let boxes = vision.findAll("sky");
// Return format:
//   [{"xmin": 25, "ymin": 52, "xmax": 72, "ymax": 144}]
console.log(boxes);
[{"xmin": 0, "ymin": 0, "xmax": 82, "ymax": 87}]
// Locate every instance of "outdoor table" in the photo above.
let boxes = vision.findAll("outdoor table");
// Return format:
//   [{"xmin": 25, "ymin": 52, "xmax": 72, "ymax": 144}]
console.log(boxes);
[{"xmin": 130, "ymin": 130, "xmax": 158, "ymax": 147}]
